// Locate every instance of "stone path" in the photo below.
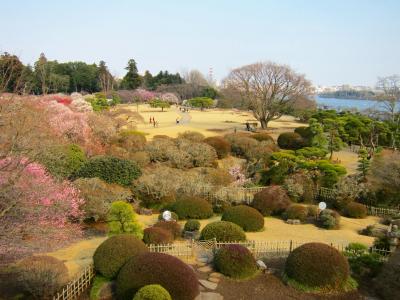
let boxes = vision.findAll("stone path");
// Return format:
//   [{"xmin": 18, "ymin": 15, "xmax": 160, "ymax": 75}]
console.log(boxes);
[{"xmin": 193, "ymin": 257, "xmax": 224, "ymax": 300}]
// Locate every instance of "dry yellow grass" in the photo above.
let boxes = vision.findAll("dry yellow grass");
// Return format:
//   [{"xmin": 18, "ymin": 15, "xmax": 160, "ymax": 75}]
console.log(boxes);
[{"xmin": 124, "ymin": 104, "xmax": 305, "ymax": 140}]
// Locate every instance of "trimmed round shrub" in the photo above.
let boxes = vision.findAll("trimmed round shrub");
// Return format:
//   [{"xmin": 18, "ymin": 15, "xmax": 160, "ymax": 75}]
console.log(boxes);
[
  {"xmin": 143, "ymin": 227, "xmax": 173, "ymax": 245},
  {"xmin": 133, "ymin": 284, "xmax": 172, "ymax": 300},
  {"xmin": 200, "ymin": 221, "xmax": 246, "ymax": 242},
  {"xmin": 344, "ymin": 202, "xmax": 367, "ymax": 219},
  {"xmin": 16, "ymin": 256, "xmax": 68, "ymax": 299},
  {"xmin": 184, "ymin": 219, "xmax": 201, "ymax": 232},
  {"xmin": 171, "ymin": 196, "xmax": 213, "ymax": 219},
  {"xmin": 319, "ymin": 209, "xmax": 341, "ymax": 229},
  {"xmin": 277, "ymin": 132, "xmax": 304, "ymax": 150},
  {"xmin": 204, "ymin": 136, "xmax": 231, "ymax": 158},
  {"xmin": 214, "ymin": 244, "xmax": 257, "ymax": 279},
  {"xmin": 177, "ymin": 131, "xmax": 205, "ymax": 142},
  {"xmin": 284, "ymin": 204, "xmax": 308, "ymax": 222},
  {"xmin": 252, "ymin": 186, "xmax": 292, "ymax": 216},
  {"xmin": 153, "ymin": 221, "xmax": 182, "ymax": 239},
  {"xmin": 285, "ymin": 243, "xmax": 350, "ymax": 289},
  {"xmin": 116, "ymin": 252, "xmax": 199, "ymax": 300},
  {"xmin": 221, "ymin": 205, "xmax": 264, "ymax": 232},
  {"xmin": 158, "ymin": 211, "xmax": 179, "ymax": 221},
  {"xmin": 251, "ymin": 132, "xmax": 274, "ymax": 143},
  {"xmin": 74, "ymin": 155, "xmax": 141, "ymax": 186},
  {"xmin": 93, "ymin": 234, "xmax": 148, "ymax": 279}
]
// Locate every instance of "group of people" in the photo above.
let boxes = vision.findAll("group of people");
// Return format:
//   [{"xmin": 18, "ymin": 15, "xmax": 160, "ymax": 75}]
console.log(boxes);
[
  {"xmin": 179, "ymin": 106, "xmax": 189, "ymax": 113},
  {"xmin": 149, "ymin": 116, "xmax": 158, "ymax": 128}
]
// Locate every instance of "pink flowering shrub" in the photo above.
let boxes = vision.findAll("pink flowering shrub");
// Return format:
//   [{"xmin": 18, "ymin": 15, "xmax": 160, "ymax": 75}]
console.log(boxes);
[
  {"xmin": 132, "ymin": 89, "xmax": 157, "ymax": 102},
  {"xmin": 0, "ymin": 158, "xmax": 85, "ymax": 263},
  {"xmin": 229, "ymin": 166, "xmax": 250, "ymax": 187},
  {"xmin": 52, "ymin": 94, "xmax": 73, "ymax": 106}
]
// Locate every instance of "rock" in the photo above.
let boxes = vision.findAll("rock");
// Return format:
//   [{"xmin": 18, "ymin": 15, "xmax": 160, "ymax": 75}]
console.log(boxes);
[
  {"xmin": 208, "ymin": 277, "xmax": 220, "ymax": 283},
  {"xmin": 197, "ymin": 257, "xmax": 210, "ymax": 264},
  {"xmin": 256, "ymin": 260, "xmax": 267, "ymax": 270},
  {"xmin": 286, "ymin": 219, "xmax": 301, "ymax": 225},
  {"xmin": 199, "ymin": 279, "xmax": 218, "ymax": 290},
  {"xmin": 197, "ymin": 261, "xmax": 207, "ymax": 267},
  {"xmin": 209, "ymin": 272, "xmax": 222, "ymax": 278},
  {"xmin": 198, "ymin": 265, "xmax": 213, "ymax": 273},
  {"xmin": 138, "ymin": 207, "xmax": 152, "ymax": 215},
  {"xmin": 184, "ymin": 230, "xmax": 200, "ymax": 240},
  {"xmin": 195, "ymin": 292, "xmax": 224, "ymax": 300}
]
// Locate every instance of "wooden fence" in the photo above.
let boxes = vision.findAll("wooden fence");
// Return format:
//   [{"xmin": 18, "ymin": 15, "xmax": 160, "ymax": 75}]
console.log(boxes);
[
  {"xmin": 203, "ymin": 186, "xmax": 266, "ymax": 205},
  {"xmin": 366, "ymin": 206, "xmax": 400, "ymax": 217},
  {"xmin": 53, "ymin": 264, "xmax": 94, "ymax": 300}
]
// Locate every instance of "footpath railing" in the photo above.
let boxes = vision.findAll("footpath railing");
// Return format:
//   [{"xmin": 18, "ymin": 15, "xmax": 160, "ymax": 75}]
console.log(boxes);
[{"xmin": 53, "ymin": 264, "xmax": 94, "ymax": 300}]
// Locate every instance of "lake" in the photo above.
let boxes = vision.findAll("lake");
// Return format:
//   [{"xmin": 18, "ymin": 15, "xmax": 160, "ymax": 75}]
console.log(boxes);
[{"xmin": 315, "ymin": 96, "xmax": 387, "ymax": 112}]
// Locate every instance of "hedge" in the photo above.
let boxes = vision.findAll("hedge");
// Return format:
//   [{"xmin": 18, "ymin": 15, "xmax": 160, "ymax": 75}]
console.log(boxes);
[
  {"xmin": 221, "ymin": 205, "xmax": 264, "ymax": 232},
  {"xmin": 74, "ymin": 156, "xmax": 141, "ymax": 186},
  {"xmin": 284, "ymin": 204, "xmax": 308, "ymax": 222},
  {"xmin": 133, "ymin": 284, "xmax": 172, "ymax": 300},
  {"xmin": 171, "ymin": 196, "xmax": 213, "ymax": 219},
  {"xmin": 251, "ymin": 132, "xmax": 274, "ymax": 143},
  {"xmin": 153, "ymin": 221, "xmax": 182, "ymax": 239},
  {"xmin": 184, "ymin": 220, "xmax": 201, "ymax": 232},
  {"xmin": 93, "ymin": 234, "xmax": 148, "ymax": 279},
  {"xmin": 277, "ymin": 132, "xmax": 304, "ymax": 150},
  {"xmin": 116, "ymin": 252, "xmax": 199, "ymax": 300},
  {"xmin": 285, "ymin": 243, "xmax": 350, "ymax": 289},
  {"xmin": 319, "ymin": 209, "xmax": 341, "ymax": 229},
  {"xmin": 200, "ymin": 221, "xmax": 246, "ymax": 242},
  {"xmin": 204, "ymin": 136, "xmax": 231, "ymax": 159},
  {"xmin": 252, "ymin": 186, "xmax": 292, "ymax": 216},
  {"xmin": 344, "ymin": 202, "xmax": 367, "ymax": 219},
  {"xmin": 214, "ymin": 244, "xmax": 257, "ymax": 279},
  {"xmin": 143, "ymin": 227, "xmax": 174, "ymax": 245}
]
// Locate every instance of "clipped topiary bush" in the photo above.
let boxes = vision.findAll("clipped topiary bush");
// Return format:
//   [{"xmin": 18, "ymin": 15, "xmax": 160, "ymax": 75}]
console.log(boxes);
[
  {"xmin": 344, "ymin": 202, "xmax": 367, "ymax": 219},
  {"xmin": 221, "ymin": 205, "xmax": 264, "ymax": 232},
  {"xmin": 153, "ymin": 221, "xmax": 182, "ymax": 239},
  {"xmin": 16, "ymin": 256, "xmax": 69, "ymax": 299},
  {"xmin": 74, "ymin": 155, "xmax": 141, "ymax": 186},
  {"xmin": 133, "ymin": 284, "xmax": 172, "ymax": 300},
  {"xmin": 204, "ymin": 136, "xmax": 231, "ymax": 159},
  {"xmin": 285, "ymin": 243, "xmax": 350, "ymax": 289},
  {"xmin": 200, "ymin": 221, "xmax": 246, "ymax": 242},
  {"xmin": 93, "ymin": 234, "xmax": 148, "ymax": 279},
  {"xmin": 284, "ymin": 204, "xmax": 308, "ymax": 222},
  {"xmin": 319, "ymin": 209, "xmax": 341, "ymax": 229},
  {"xmin": 251, "ymin": 132, "xmax": 274, "ymax": 143},
  {"xmin": 184, "ymin": 219, "xmax": 201, "ymax": 232},
  {"xmin": 252, "ymin": 186, "xmax": 292, "ymax": 216},
  {"xmin": 116, "ymin": 252, "xmax": 199, "ymax": 300},
  {"xmin": 214, "ymin": 244, "xmax": 257, "ymax": 279},
  {"xmin": 277, "ymin": 132, "xmax": 304, "ymax": 150},
  {"xmin": 177, "ymin": 131, "xmax": 205, "ymax": 142},
  {"xmin": 171, "ymin": 196, "xmax": 213, "ymax": 219},
  {"xmin": 143, "ymin": 227, "xmax": 174, "ymax": 245}
]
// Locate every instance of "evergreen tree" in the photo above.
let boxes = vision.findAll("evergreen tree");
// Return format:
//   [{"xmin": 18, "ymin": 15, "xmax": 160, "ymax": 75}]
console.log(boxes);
[
  {"xmin": 357, "ymin": 148, "xmax": 370, "ymax": 181},
  {"xmin": 120, "ymin": 59, "xmax": 142, "ymax": 90}
]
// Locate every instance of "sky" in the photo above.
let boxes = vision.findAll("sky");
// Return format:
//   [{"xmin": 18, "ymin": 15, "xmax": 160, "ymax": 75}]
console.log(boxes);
[{"xmin": 1, "ymin": 0, "xmax": 399, "ymax": 86}]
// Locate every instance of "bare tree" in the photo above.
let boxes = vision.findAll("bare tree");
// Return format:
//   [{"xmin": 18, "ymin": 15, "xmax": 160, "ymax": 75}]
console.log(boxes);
[
  {"xmin": 224, "ymin": 62, "xmax": 313, "ymax": 129},
  {"xmin": 377, "ymin": 75, "xmax": 400, "ymax": 149},
  {"xmin": 183, "ymin": 69, "xmax": 208, "ymax": 86}
]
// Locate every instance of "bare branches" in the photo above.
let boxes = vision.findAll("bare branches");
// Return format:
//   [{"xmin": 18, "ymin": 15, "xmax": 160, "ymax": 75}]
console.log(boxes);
[{"xmin": 224, "ymin": 62, "xmax": 313, "ymax": 128}]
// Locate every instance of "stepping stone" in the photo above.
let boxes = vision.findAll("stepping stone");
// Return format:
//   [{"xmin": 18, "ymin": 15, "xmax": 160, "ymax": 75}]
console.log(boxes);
[
  {"xmin": 208, "ymin": 277, "xmax": 220, "ymax": 283},
  {"xmin": 195, "ymin": 292, "xmax": 224, "ymax": 300},
  {"xmin": 209, "ymin": 272, "xmax": 222, "ymax": 278},
  {"xmin": 199, "ymin": 279, "xmax": 218, "ymax": 290},
  {"xmin": 198, "ymin": 265, "xmax": 213, "ymax": 273}
]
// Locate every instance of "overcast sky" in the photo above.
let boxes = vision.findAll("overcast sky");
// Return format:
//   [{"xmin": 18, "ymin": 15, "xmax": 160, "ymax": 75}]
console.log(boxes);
[{"xmin": 1, "ymin": 0, "xmax": 399, "ymax": 86}]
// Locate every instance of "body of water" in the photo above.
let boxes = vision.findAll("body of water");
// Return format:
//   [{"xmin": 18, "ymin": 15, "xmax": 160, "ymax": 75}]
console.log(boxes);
[{"xmin": 315, "ymin": 96, "xmax": 387, "ymax": 112}]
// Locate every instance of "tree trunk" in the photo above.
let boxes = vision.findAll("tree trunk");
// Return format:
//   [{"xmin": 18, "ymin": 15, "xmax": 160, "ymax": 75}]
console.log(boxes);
[{"xmin": 260, "ymin": 119, "xmax": 268, "ymax": 129}]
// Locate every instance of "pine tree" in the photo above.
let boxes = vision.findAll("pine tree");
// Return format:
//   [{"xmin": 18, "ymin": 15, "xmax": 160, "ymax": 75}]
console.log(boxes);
[
  {"xmin": 357, "ymin": 148, "xmax": 370, "ymax": 181},
  {"xmin": 120, "ymin": 59, "xmax": 142, "ymax": 90}
]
